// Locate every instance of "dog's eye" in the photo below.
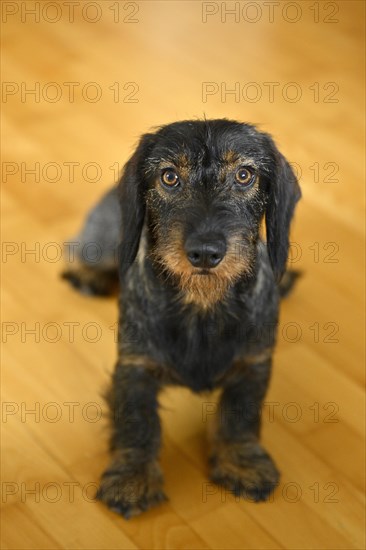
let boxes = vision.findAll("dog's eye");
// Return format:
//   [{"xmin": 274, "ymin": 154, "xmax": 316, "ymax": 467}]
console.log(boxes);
[
  {"xmin": 235, "ymin": 167, "xmax": 255, "ymax": 187},
  {"xmin": 161, "ymin": 169, "xmax": 180, "ymax": 188}
]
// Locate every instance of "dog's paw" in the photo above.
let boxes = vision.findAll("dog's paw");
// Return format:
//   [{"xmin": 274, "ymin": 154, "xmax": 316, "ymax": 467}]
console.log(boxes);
[
  {"xmin": 209, "ymin": 439, "xmax": 280, "ymax": 502},
  {"xmin": 96, "ymin": 458, "xmax": 167, "ymax": 518},
  {"xmin": 61, "ymin": 267, "xmax": 117, "ymax": 296}
]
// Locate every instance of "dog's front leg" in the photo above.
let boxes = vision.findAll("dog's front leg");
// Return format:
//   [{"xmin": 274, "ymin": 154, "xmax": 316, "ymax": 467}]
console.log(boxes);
[
  {"xmin": 97, "ymin": 359, "xmax": 166, "ymax": 518},
  {"xmin": 209, "ymin": 354, "xmax": 280, "ymax": 502}
]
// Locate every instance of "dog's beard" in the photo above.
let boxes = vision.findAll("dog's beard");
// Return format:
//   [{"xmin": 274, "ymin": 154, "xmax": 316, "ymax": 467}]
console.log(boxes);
[
  {"xmin": 152, "ymin": 236, "xmax": 253, "ymax": 310},
  {"xmin": 178, "ymin": 270, "xmax": 232, "ymax": 309}
]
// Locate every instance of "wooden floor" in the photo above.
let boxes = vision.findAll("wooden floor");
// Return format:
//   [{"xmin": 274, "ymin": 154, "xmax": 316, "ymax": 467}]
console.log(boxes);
[{"xmin": 1, "ymin": 1, "xmax": 365, "ymax": 548}]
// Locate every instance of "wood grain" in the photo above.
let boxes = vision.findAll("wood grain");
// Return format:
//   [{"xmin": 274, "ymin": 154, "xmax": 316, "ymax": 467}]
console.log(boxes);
[{"xmin": 1, "ymin": 1, "xmax": 365, "ymax": 548}]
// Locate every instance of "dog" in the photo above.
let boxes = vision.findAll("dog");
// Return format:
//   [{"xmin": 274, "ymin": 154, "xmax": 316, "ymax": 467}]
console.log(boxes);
[{"xmin": 62, "ymin": 119, "xmax": 301, "ymax": 518}]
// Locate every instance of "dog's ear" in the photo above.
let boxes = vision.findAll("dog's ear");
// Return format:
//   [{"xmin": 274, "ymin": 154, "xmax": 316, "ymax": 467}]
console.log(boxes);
[
  {"xmin": 118, "ymin": 133, "xmax": 155, "ymax": 278},
  {"xmin": 265, "ymin": 147, "xmax": 301, "ymax": 282}
]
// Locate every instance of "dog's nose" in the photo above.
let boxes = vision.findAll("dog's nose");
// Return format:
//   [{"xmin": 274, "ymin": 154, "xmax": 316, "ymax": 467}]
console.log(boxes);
[{"xmin": 185, "ymin": 235, "xmax": 226, "ymax": 269}]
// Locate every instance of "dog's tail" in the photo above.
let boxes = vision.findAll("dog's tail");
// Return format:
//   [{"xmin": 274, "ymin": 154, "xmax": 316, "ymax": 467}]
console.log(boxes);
[{"xmin": 279, "ymin": 269, "xmax": 302, "ymax": 298}]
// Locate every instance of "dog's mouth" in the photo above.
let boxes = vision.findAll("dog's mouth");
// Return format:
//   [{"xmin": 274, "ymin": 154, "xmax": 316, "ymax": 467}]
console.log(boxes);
[
  {"xmin": 153, "ymin": 235, "xmax": 253, "ymax": 309},
  {"xmin": 192, "ymin": 269, "xmax": 211, "ymax": 276}
]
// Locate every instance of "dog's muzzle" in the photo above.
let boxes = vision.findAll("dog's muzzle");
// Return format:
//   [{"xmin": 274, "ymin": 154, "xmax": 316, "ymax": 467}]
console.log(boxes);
[{"xmin": 184, "ymin": 233, "xmax": 226, "ymax": 269}]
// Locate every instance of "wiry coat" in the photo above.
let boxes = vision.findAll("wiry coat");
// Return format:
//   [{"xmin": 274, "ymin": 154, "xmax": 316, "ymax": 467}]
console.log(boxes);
[{"xmin": 63, "ymin": 119, "xmax": 301, "ymax": 517}]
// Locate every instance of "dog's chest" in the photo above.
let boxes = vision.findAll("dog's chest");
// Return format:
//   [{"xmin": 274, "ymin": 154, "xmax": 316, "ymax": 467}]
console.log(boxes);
[{"xmin": 147, "ymin": 307, "xmax": 248, "ymax": 391}]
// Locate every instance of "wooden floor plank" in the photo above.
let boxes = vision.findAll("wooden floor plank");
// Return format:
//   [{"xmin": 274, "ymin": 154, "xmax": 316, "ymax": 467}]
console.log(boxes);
[{"xmin": 2, "ymin": 1, "xmax": 364, "ymax": 548}]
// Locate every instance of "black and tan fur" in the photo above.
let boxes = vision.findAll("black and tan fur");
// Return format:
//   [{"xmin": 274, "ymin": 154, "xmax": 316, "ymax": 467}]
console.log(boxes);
[{"xmin": 62, "ymin": 119, "xmax": 301, "ymax": 518}]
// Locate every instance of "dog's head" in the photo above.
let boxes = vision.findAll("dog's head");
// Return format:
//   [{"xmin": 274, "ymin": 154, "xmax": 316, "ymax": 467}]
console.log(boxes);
[{"xmin": 118, "ymin": 119, "xmax": 301, "ymax": 307}]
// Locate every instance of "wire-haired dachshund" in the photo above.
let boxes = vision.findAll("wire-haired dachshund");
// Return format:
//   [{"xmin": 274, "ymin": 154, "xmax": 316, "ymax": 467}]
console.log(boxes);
[{"xmin": 63, "ymin": 119, "xmax": 301, "ymax": 518}]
